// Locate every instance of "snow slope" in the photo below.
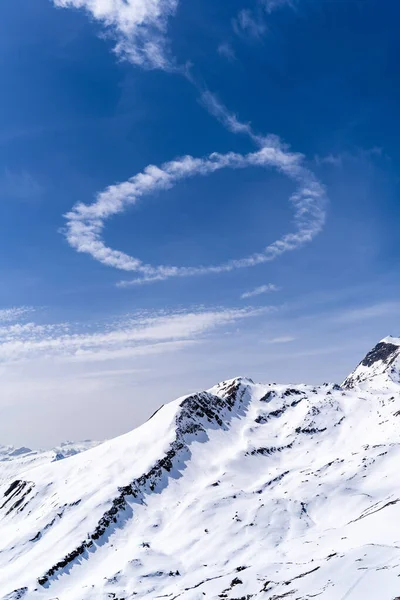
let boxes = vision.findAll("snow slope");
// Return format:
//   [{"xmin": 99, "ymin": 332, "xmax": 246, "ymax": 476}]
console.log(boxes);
[
  {"xmin": 0, "ymin": 440, "xmax": 100, "ymax": 484},
  {"xmin": 1, "ymin": 337, "xmax": 400, "ymax": 600}
]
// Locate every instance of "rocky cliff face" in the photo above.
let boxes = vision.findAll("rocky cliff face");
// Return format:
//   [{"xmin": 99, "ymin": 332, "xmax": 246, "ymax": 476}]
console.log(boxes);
[
  {"xmin": 1, "ymin": 343, "xmax": 400, "ymax": 600},
  {"xmin": 343, "ymin": 335, "xmax": 400, "ymax": 388}
]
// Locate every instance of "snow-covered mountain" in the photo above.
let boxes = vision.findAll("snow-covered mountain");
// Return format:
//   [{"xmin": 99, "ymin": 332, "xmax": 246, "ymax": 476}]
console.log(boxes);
[
  {"xmin": 1, "ymin": 337, "xmax": 400, "ymax": 600},
  {"xmin": 0, "ymin": 440, "xmax": 100, "ymax": 484},
  {"xmin": 343, "ymin": 335, "xmax": 400, "ymax": 388}
]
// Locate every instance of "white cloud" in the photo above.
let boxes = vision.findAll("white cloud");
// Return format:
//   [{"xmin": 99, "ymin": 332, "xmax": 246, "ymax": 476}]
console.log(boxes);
[
  {"xmin": 199, "ymin": 90, "xmax": 272, "ymax": 145},
  {"xmin": 0, "ymin": 305, "xmax": 283, "ymax": 446},
  {"xmin": 217, "ymin": 42, "xmax": 236, "ymax": 62},
  {"xmin": 233, "ymin": 0, "xmax": 297, "ymax": 41},
  {"xmin": 0, "ymin": 307, "xmax": 268, "ymax": 364},
  {"xmin": 51, "ymin": 3, "xmax": 326, "ymax": 287},
  {"xmin": 268, "ymin": 335, "xmax": 296, "ymax": 344},
  {"xmin": 53, "ymin": 0, "xmax": 179, "ymax": 69},
  {"xmin": 262, "ymin": 0, "xmax": 295, "ymax": 13},
  {"xmin": 65, "ymin": 93, "xmax": 326, "ymax": 286},
  {"xmin": 0, "ymin": 322, "xmax": 66, "ymax": 342},
  {"xmin": 233, "ymin": 9, "xmax": 266, "ymax": 38},
  {"xmin": 0, "ymin": 307, "xmax": 34, "ymax": 323},
  {"xmin": 241, "ymin": 283, "xmax": 280, "ymax": 299}
]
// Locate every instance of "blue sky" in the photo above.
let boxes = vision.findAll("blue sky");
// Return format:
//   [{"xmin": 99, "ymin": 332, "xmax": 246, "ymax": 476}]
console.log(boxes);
[{"xmin": 1, "ymin": 0, "xmax": 400, "ymax": 446}]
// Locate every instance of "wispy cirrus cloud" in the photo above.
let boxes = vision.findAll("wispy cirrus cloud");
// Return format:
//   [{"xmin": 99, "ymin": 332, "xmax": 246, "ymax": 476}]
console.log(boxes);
[
  {"xmin": 199, "ymin": 90, "xmax": 276, "ymax": 146},
  {"xmin": 268, "ymin": 335, "xmax": 296, "ymax": 344},
  {"xmin": 262, "ymin": 0, "xmax": 295, "ymax": 12},
  {"xmin": 314, "ymin": 147, "xmax": 385, "ymax": 169},
  {"xmin": 241, "ymin": 283, "xmax": 280, "ymax": 299},
  {"xmin": 0, "ymin": 306, "xmax": 269, "ymax": 364},
  {"xmin": 217, "ymin": 42, "xmax": 236, "ymax": 62},
  {"xmin": 233, "ymin": 0, "xmax": 297, "ymax": 40},
  {"xmin": 314, "ymin": 154, "xmax": 343, "ymax": 168},
  {"xmin": 53, "ymin": 0, "xmax": 180, "ymax": 70},
  {"xmin": 233, "ymin": 9, "xmax": 266, "ymax": 39}
]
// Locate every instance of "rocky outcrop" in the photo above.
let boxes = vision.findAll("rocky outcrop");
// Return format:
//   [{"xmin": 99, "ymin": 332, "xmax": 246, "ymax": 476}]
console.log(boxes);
[{"xmin": 37, "ymin": 380, "xmax": 250, "ymax": 587}]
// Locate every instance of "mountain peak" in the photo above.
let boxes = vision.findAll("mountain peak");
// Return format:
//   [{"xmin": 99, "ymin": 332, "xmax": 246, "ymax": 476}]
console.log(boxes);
[
  {"xmin": 343, "ymin": 335, "xmax": 400, "ymax": 388},
  {"xmin": 380, "ymin": 334, "xmax": 400, "ymax": 346},
  {"xmin": 2, "ymin": 356, "xmax": 400, "ymax": 599}
]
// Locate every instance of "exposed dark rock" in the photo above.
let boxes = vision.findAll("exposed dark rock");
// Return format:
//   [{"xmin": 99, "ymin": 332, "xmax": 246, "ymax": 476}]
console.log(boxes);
[
  {"xmin": 290, "ymin": 398, "xmax": 303, "ymax": 407},
  {"xmin": 361, "ymin": 342, "xmax": 399, "ymax": 368},
  {"xmin": 343, "ymin": 341, "xmax": 400, "ymax": 388},
  {"xmin": 52, "ymin": 452, "xmax": 65, "ymax": 462},
  {"xmin": 260, "ymin": 391, "xmax": 275, "ymax": 402},
  {"xmin": 2, "ymin": 588, "xmax": 28, "ymax": 600},
  {"xmin": 250, "ymin": 443, "xmax": 293, "ymax": 456},
  {"xmin": 38, "ymin": 383, "xmax": 249, "ymax": 587},
  {"xmin": 3, "ymin": 480, "xmax": 23, "ymax": 497},
  {"xmin": 284, "ymin": 388, "xmax": 302, "ymax": 397},
  {"xmin": 256, "ymin": 471, "xmax": 289, "ymax": 493},
  {"xmin": 283, "ymin": 565, "xmax": 320, "ymax": 585},
  {"xmin": 295, "ymin": 427, "xmax": 327, "ymax": 435},
  {"xmin": 37, "ymin": 540, "xmax": 94, "ymax": 585},
  {"xmin": 255, "ymin": 406, "xmax": 287, "ymax": 424},
  {"xmin": 147, "ymin": 404, "xmax": 165, "ymax": 422},
  {"xmin": 1, "ymin": 481, "xmax": 34, "ymax": 515},
  {"xmin": 267, "ymin": 591, "xmax": 296, "ymax": 599}
]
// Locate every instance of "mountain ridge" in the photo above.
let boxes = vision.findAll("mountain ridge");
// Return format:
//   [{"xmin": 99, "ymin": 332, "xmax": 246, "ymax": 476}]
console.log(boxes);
[
  {"xmin": 343, "ymin": 335, "xmax": 400, "ymax": 388},
  {"xmin": 1, "ymin": 340, "xmax": 400, "ymax": 599}
]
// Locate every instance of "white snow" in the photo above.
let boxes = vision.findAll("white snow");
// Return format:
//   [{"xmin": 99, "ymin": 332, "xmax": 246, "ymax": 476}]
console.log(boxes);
[
  {"xmin": 1, "ymin": 341, "xmax": 400, "ymax": 599},
  {"xmin": 0, "ymin": 441, "xmax": 99, "ymax": 484},
  {"xmin": 382, "ymin": 335, "xmax": 400, "ymax": 346}
]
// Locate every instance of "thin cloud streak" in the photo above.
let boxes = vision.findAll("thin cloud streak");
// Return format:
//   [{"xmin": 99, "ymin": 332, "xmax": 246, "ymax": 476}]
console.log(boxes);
[
  {"xmin": 0, "ymin": 307, "xmax": 269, "ymax": 364},
  {"xmin": 241, "ymin": 284, "xmax": 280, "ymax": 299},
  {"xmin": 268, "ymin": 335, "xmax": 296, "ymax": 344},
  {"xmin": 199, "ymin": 90, "xmax": 279, "ymax": 147}
]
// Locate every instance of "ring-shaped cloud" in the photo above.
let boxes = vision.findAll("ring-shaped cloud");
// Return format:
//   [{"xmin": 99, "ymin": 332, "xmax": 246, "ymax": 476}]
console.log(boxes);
[{"xmin": 64, "ymin": 144, "xmax": 326, "ymax": 285}]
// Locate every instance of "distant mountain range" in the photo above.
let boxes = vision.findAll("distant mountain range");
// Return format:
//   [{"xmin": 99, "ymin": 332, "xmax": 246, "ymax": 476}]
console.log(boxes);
[{"xmin": 1, "ymin": 337, "xmax": 400, "ymax": 599}]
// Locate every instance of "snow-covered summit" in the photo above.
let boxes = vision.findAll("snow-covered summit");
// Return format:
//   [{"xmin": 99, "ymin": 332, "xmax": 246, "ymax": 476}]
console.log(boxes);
[
  {"xmin": 381, "ymin": 335, "xmax": 400, "ymax": 345},
  {"xmin": 1, "ymin": 343, "xmax": 400, "ymax": 599},
  {"xmin": 343, "ymin": 335, "xmax": 400, "ymax": 388}
]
